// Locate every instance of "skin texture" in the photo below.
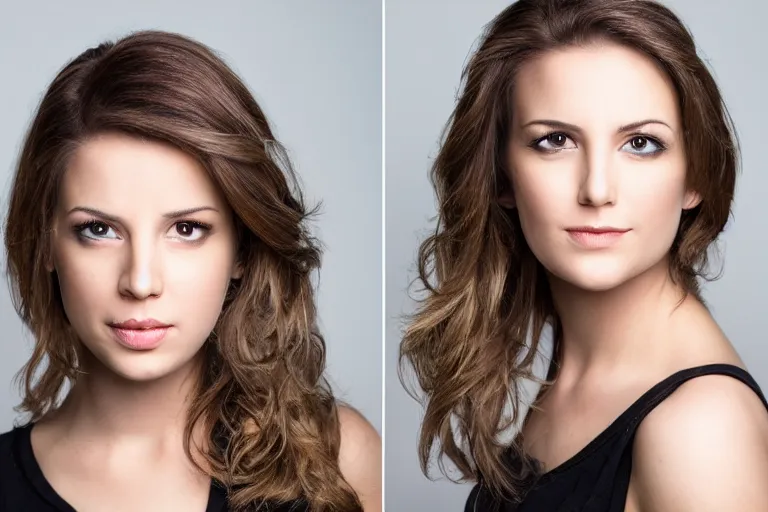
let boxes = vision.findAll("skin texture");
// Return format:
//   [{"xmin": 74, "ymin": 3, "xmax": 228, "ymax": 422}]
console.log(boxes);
[
  {"xmin": 31, "ymin": 133, "xmax": 381, "ymax": 511},
  {"xmin": 36, "ymin": 132, "xmax": 240, "ymax": 511},
  {"xmin": 502, "ymin": 42, "xmax": 700, "ymax": 293},
  {"xmin": 50, "ymin": 133, "xmax": 242, "ymax": 383},
  {"xmin": 500, "ymin": 42, "xmax": 768, "ymax": 510},
  {"xmin": 338, "ymin": 407, "xmax": 383, "ymax": 512},
  {"xmin": 630, "ymin": 375, "xmax": 768, "ymax": 511}
]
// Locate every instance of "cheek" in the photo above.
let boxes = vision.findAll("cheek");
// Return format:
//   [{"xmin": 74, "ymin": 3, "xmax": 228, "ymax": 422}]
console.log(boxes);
[
  {"xmin": 164, "ymin": 245, "xmax": 237, "ymax": 319},
  {"xmin": 162, "ymin": 249, "xmax": 236, "ymax": 353},
  {"xmin": 53, "ymin": 239, "xmax": 237, "ymax": 324},
  {"xmin": 168, "ymin": 257, "xmax": 232, "ymax": 304},
  {"xmin": 53, "ymin": 247, "xmax": 114, "ymax": 324},
  {"xmin": 510, "ymin": 165, "xmax": 573, "ymax": 240},
  {"xmin": 624, "ymin": 162, "xmax": 687, "ymax": 238}
]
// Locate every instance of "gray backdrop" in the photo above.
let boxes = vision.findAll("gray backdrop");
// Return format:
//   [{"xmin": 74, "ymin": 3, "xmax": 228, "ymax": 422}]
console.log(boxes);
[
  {"xmin": 0, "ymin": 1, "xmax": 382, "ymax": 433},
  {"xmin": 385, "ymin": 0, "xmax": 768, "ymax": 509}
]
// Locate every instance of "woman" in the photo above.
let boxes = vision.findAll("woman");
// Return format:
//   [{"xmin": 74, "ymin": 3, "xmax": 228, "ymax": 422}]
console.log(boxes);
[
  {"xmin": 400, "ymin": 0, "xmax": 768, "ymax": 510},
  {"xmin": 0, "ymin": 31, "xmax": 380, "ymax": 511}
]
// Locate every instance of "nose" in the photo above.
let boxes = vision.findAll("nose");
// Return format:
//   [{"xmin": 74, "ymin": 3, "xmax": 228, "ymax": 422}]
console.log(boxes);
[
  {"xmin": 118, "ymin": 236, "xmax": 163, "ymax": 300},
  {"xmin": 577, "ymin": 146, "xmax": 617, "ymax": 207}
]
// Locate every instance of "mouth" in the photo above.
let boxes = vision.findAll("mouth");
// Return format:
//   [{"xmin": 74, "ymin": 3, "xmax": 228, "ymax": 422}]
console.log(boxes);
[
  {"xmin": 110, "ymin": 318, "xmax": 171, "ymax": 330},
  {"xmin": 565, "ymin": 226, "xmax": 631, "ymax": 249},
  {"xmin": 108, "ymin": 318, "xmax": 172, "ymax": 350},
  {"xmin": 565, "ymin": 226, "xmax": 630, "ymax": 234}
]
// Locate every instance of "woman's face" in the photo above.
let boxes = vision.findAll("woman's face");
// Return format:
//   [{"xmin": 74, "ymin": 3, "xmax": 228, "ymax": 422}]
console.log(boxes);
[
  {"xmin": 50, "ymin": 133, "xmax": 241, "ymax": 382},
  {"xmin": 503, "ymin": 41, "xmax": 700, "ymax": 292}
]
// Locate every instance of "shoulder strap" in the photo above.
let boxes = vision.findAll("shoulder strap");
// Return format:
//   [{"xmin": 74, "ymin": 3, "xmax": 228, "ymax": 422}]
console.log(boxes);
[
  {"xmin": 593, "ymin": 364, "xmax": 768, "ymax": 511},
  {"xmin": 624, "ymin": 363, "xmax": 768, "ymax": 430}
]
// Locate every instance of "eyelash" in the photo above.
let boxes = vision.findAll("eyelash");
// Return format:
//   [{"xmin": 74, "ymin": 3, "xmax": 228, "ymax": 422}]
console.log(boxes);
[
  {"xmin": 528, "ymin": 131, "xmax": 668, "ymax": 155},
  {"xmin": 71, "ymin": 219, "xmax": 213, "ymax": 242}
]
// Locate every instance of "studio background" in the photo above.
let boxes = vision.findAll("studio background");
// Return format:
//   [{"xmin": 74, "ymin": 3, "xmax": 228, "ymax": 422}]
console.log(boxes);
[
  {"xmin": 385, "ymin": 0, "xmax": 767, "ymax": 509},
  {"xmin": 0, "ymin": 0, "xmax": 382, "ymax": 433}
]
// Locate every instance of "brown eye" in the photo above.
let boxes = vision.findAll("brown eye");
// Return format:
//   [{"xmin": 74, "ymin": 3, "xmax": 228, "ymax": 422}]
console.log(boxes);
[
  {"xmin": 176, "ymin": 222, "xmax": 195, "ymax": 237},
  {"xmin": 170, "ymin": 221, "xmax": 210, "ymax": 242},
  {"xmin": 533, "ymin": 132, "xmax": 574, "ymax": 152},
  {"xmin": 90, "ymin": 222, "xmax": 109, "ymax": 236},
  {"xmin": 75, "ymin": 220, "xmax": 118, "ymax": 240},
  {"xmin": 621, "ymin": 135, "xmax": 664, "ymax": 156},
  {"xmin": 548, "ymin": 133, "xmax": 568, "ymax": 146}
]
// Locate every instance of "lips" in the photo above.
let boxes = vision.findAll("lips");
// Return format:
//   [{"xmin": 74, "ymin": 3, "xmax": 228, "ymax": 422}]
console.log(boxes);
[
  {"xmin": 110, "ymin": 318, "xmax": 170, "ymax": 330},
  {"xmin": 108, "ymin": 318, "xmax": 172, "ymax": 350},
  {"xmin": 566, "ymin": 226, "xmax": 630, "ymax": 234},
  {"xmin": 565, "ymin": 227, "xmax": 630, "ymax": 249}
]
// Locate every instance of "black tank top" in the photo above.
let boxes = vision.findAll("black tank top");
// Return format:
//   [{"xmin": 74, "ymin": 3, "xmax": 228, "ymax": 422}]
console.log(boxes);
[
  {"xmin": 0, "ymin": 423, "xmax": 309, "ymax": 512},
  {"xmin": 465, "ymin": 364, "xmax": 768, "ymax": 512}
]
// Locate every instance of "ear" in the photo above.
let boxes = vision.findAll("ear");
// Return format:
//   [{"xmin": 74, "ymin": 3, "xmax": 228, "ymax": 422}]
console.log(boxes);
[
  {"xmin": 498, "ymin": 188, "xmax": 516, "ymax": 209},
  {"xmin": 497, "ymin": 165, "xmax": 517, "ymax": 209},
  {"xmin": 683, "ymin": 189, "xmax": 702, "ymax": 210},
  {"xmin": 231, "ymin": 261, "xmax": 244, "ymax": 280},
  {"xmin": 45, "ymin": 230, "xmax": 56, "ymax": 272}
]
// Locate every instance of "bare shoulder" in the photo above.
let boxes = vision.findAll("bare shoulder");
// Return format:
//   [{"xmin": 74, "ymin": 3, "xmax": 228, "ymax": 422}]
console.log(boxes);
[
  {"xmin": 338, "ymin": 404, "xmax": 381, "ymax": 463},
  {"xmin": 337, "ymin": 404, "xmax": 382, "ymax": 511},
  {"xmin": 631, "ymin": 373, "xmax": 768, "ymax": 511}
]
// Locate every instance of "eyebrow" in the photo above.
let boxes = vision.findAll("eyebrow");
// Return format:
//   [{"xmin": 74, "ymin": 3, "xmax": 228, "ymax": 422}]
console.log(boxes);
[
  {"xmin": 521, "ymin": 119, "xmax": 673, "ymax": 133},
  {"xmin": 67, "ymin": 206, "xmax": 219, "ymax": 223}
]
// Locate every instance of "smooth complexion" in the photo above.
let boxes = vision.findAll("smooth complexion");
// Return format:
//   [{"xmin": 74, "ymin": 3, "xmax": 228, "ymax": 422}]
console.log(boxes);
[
  {"xmin": 31, "ymin": 133, "xmax": 241, "ymax": 511},
  {"xmin": 500, "ymin": 42, "xmax": 768, "ymax": 511},
  {"xmin": 30, "ymin": 133, "xmax": 381, "ymax": 512},
  {"xmin": 50, "ymin": 133, "xmax": 241, "ymax": 383}
]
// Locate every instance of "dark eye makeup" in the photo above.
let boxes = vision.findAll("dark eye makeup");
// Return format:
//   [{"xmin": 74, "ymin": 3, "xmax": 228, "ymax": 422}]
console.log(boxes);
[
  {"xmin": 71, "ymin": 219, "xmax": 213, "ymax": 242},
  {"xmin": 526, "ymin": 131, "xmax": 668, "ymax": 156}
]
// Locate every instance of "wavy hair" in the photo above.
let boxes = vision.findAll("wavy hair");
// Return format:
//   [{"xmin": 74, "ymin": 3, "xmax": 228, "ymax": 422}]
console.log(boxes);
[
  {"xmin": 4, "ymin": 30, "xmax": 361, "ymax": 511},
  {"xmin": 400, "ymin": 0, "xmax": 738, "ymax": 502}
]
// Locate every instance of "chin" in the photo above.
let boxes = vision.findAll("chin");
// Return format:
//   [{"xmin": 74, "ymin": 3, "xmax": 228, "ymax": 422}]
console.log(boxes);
[
  {"xmin": 107, "ymin": 360, "xmax": 188, "ymax": 382},
  {"xmin": 543, "ymin": 256, "xmax": 644, "ymax": 293},
  {"xmin": 81, "ymin": 341, "xmax": 202, "ymax": 383},
  {"xmin": 558, "ymin": 273, "xmax": 630, "ymax": 292}
]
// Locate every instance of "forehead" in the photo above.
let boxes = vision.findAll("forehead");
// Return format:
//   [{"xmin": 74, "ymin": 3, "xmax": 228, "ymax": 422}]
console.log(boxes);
[
  {"xmin": 59, "ymin": 133, "xmax": 227, "ymax": 210},
  {"xmin": 512, "ymin": 42, "xmax": 680, "ymax": 129}
]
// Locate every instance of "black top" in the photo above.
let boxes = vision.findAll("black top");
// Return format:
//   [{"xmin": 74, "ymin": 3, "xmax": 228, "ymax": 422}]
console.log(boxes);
[
  {"xmin": 0, "ymin": 423, "xmax": 309, "ymax": 512},
  {"xmin": 466, "ymin": 364, "xmax": 768, "ymax": 512}
]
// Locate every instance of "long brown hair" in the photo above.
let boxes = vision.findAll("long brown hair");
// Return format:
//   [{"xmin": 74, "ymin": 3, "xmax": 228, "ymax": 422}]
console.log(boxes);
[
  {"xmin": 5, "ymin": 30, "xmax": 361, "ymax": 511},
  {"xmin": 400, "ymin": 0, "xmax": 738, "ymax": 502}
]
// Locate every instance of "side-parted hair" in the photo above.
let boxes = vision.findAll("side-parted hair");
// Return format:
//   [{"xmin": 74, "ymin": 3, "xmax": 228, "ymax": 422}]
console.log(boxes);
[
  {"xmin": 5, "ymin": 30, "xmax": 361, "ymax": 511},
  {"xmin": 400, "ymin": 0, "xmax": 738, "ymax": 502}
]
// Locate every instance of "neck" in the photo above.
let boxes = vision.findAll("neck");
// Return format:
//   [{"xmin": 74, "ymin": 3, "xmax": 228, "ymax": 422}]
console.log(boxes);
[
  {"xmin": 548, "ymin": 257, "xmax": 696, "ymax": 381},
  {"xmin": 52, "ymin": 350, "xmax": 203, "ymax": 442}
]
